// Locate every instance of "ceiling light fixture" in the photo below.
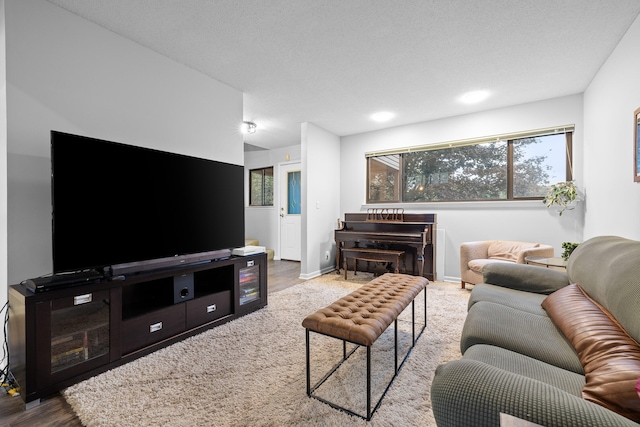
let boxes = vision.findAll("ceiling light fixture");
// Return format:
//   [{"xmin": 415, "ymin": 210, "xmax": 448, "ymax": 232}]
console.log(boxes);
[
  {"xmin": 242, "ymin": 121, "xmax": 257, "ymax": 134},
  {"xmin": 371, "ymin": 111, "xmax": 395, "ymax": 122},
  {"xmin": 459, "ymin": 90, "xmax": 490, "ymax": 104}
]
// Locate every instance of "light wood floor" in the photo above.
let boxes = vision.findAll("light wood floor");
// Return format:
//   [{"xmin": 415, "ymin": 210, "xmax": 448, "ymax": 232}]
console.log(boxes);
[{"xmin": 0, "ymin": 260, "xmax": 301, "ymax": 427}]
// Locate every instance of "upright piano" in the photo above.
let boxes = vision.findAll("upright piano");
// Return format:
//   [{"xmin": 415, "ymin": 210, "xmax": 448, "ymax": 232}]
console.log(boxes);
[{"xmin": 335, "ymin": 210, "xmax": 437, "ymax": 280}]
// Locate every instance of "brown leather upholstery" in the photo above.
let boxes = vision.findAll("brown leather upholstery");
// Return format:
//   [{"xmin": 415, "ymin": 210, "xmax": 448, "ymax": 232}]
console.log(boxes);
[
  {"xmin": 542, "ymin": 283, "xmax": 640, "ymax": 422},
  {"xmin": 302, "ymin": 273, "xmax": 428, "ymax": 346}
]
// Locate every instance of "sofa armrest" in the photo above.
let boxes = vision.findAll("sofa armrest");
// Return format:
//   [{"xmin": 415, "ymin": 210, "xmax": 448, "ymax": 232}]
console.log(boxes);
[
  {"xmin": 431, "ymin": 359, "xmax": 638, "ymax": 427},
  {"xmin": 482, "ymin": 262, "xmax": 569, "ymax": 294},
  {"xmin": 460, "ymin": 241, "xmax": 492, "ymax": 270}
]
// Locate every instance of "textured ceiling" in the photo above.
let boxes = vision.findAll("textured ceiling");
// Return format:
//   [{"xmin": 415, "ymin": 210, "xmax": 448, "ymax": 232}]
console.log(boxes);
[{"xmin": 46, "ymin": 0, "xmax": 640, "ymax": 150}]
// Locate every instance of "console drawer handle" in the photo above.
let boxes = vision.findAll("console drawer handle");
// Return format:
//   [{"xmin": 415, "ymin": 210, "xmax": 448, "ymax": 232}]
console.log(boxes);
[
  {"xmin": 149, "ymin": 322, "xmax": 163, "ymax": 333},
  {"xmin": 74, "ymin": 294, "xmax": 92, "ymax": 305},
  {"xmin": 207, "ymin": 304, "xmax": 217, "ymax": 313}
]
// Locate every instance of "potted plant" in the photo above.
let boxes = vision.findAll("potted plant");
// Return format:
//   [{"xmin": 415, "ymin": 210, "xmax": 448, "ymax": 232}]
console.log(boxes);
[
  {"xmin": 561, "ymin": 242, "xmax": 579, "ymax": 261},
  {"xmin": 543, "ymin": 181, "xmax": 578, "ymax": 216}
]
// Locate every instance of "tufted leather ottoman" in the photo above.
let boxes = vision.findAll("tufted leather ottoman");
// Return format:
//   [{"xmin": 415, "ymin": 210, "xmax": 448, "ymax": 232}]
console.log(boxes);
[
  {"xmin": 302, "ymin": 273, "xmax": 428, "ymax": 420},
  {"xmin": 303, "ymin": 273, "xmax": 427, "ymax": 346}
]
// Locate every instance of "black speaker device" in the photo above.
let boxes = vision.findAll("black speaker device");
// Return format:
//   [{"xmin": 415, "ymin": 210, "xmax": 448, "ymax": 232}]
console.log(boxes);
[{"xmin": 173, "ymin": 273, "xmax": 194, "ymax": 304}]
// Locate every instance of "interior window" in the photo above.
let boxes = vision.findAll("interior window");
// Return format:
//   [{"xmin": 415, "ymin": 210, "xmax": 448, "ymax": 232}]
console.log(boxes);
[{"xmin": 249, "ymin": 166, "xmax": 273, "ymax": 206}]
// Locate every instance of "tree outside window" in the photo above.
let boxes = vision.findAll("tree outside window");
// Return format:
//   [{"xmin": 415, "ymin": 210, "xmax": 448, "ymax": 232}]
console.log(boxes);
[{"xmin": 402, "ymin": 142, "xmax": 508, "ymax": 201}]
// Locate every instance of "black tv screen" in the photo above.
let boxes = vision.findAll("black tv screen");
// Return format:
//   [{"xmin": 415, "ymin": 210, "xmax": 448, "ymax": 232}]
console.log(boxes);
[{"xmin": 51, "ymin": 131, "xmax": 245, "ymax": 274}]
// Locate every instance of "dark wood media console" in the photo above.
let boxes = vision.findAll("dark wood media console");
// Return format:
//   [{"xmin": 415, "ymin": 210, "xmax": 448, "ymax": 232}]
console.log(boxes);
[{"xmin": 8, "ymin": 253, "xmax": 267, "ymax": 409}]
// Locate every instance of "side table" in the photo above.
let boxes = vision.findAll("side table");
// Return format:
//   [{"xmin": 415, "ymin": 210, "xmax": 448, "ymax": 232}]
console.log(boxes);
[{"xmin": 524, "ymin": 256, "xmax": 567, "ymax": 270}]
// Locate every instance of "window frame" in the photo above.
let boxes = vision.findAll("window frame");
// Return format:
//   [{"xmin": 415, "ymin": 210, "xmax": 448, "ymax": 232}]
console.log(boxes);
[
  {"xmin": 248, "ymin": 166, "xmax": 274, "ymax": 207},
  {"xmin": 366, "ymin": 154, "xmax": 403, "ymax": 203},
  {"xmin": 366, "ymin": 127, "xmax": 573, "ymax": 204}
]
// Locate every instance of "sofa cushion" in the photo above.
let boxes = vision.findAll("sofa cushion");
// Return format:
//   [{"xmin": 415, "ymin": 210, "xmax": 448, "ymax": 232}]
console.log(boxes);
[
  {"xmin": 431, "ymin": 358, "xmax": 640, "ymax": 427},
  {"xmin": 468, "ymin": 283, "xmax": 548, "ymax": 315},
  {"xmin": 482, "ymin": 262, "xmax": 570, "ymax": 294},
  {"xmin": 541, "ymin": 283, "xmax": 640, "ymax": 422},
  {"xmin": 468, "ymin": 258, "xmax": 511, "ymax": 274},
  {"xmin": 488, "ymin": 241, "xmax": 538, "ymax": 262},
  {"xmin": 463, "ymin": 344, "xmax": 585, "ymax": 396},
  {"xmin": 461, "ymin": 301, "xmax": 583, "ymax": 373}
]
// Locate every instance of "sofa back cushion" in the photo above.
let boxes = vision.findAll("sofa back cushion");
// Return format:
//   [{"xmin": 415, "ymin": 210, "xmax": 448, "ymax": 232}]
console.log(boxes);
[
  {"xmin": 567, "ymin": 236, "xmax": 640, "ymax": 342},
  {"xmin": 542, "ymin": 284, "xmax": 640, "ymax": 422},
  {"xmin": 487, "ymin": 241, "xmax": 539, "ymax": 262}
]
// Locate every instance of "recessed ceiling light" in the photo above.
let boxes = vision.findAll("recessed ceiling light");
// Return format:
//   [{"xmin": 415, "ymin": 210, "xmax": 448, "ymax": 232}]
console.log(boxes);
[
  {"xmin": 371, "ymin": 111, "xmax": 395, "ymax": 122},
  {"xmin": 459, "ymin": 90, "xmax": 490, "ymax": 104}
]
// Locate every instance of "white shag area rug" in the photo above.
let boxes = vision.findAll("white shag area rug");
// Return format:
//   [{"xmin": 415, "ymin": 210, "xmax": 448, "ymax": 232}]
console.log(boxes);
[{"xmin": 63, "ymin": 273, "xmax": 470, "ymax": 426}]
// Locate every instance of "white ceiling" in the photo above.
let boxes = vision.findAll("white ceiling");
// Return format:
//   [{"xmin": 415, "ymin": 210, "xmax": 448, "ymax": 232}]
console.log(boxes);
[{"xmin": 46, "ymin": 0, "xmax": 640, "ymax": 151}]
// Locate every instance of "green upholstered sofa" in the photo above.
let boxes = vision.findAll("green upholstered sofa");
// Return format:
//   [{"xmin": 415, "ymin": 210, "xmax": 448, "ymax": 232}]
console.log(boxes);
[{"xmin": 431, "ymin": 235, "xmax": 640, "ymax": 427}]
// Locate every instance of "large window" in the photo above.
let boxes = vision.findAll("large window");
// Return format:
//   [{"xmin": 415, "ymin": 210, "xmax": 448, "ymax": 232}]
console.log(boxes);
[
  {"xmin": 249, "ymin": 166, "xmax": 273, "ymax": 206},
  {"xmin": 367, "ymin": 127, "xmax": 573, "ymax": 203}
]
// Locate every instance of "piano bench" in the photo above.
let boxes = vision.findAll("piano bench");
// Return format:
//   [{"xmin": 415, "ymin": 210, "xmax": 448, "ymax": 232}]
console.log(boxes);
[
  {"xmin": 302, "ymin": 273, "xmax": 428, "ymax": 420},
  {"xmin": 341, "ymin": 248, "xmax": 405, "ymax": 279}
]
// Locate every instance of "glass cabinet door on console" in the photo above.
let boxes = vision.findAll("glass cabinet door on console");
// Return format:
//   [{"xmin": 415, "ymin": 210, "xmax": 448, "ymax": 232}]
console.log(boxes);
[
  {"xmin": 47, "ymin": 290, "xmax": 110, "ymax": 381},
  {"xmin": 9, "ymin": 286, "xmax": 115, "ymax": 406},
  {"xmin": 236, "ymin": 255, "xmax": 267, "ymax": 315},
  {"xmin": 239, "ymin": 262, "xmax": 260, "ymax": 306}
]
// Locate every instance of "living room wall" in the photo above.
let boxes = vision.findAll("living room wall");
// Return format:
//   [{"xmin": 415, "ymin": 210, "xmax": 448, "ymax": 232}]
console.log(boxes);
[
  {"xmin": 3, "ymin": 0, "xmax": 243, "ymax": 290},
  {"xmin": 583, "ymin": 13, "xmax": 640, "ymax": 239},
  {"xmin": 301, "ymin": 122, "xmax": 341, "ymax": 279},
  {"xmin": 340, "ymin": 94, "xmax": 585, "ymax": 282}
]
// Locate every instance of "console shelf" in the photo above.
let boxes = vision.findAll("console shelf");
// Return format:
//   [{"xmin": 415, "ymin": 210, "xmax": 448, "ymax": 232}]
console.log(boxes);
[{"xmin": 8, "ymin": 253, "xmax": 267, "ymax": 408}]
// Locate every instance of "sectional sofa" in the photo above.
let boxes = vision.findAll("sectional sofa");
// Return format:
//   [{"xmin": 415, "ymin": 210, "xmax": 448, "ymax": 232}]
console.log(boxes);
[{"xmin": 431, "ymin": 235, "xmax": 640, "ymax": 426}]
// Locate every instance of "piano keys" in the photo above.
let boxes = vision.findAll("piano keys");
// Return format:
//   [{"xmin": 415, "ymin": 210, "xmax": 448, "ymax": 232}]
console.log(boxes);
[{"xmin": 335, "ymin": 210, "xmax": 437, "ymax": 280}]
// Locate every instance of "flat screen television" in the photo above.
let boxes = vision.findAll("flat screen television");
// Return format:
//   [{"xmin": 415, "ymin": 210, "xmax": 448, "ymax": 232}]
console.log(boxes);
[{"xmin": 51, "ymin": 131, "xmax": 245, "ymax": 274}]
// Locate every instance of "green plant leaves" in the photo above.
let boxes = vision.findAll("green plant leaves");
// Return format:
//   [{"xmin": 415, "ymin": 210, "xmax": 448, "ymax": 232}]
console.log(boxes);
[{"xmin": 543, "ymin": 181, "xmax": 578, "ymax": 216}]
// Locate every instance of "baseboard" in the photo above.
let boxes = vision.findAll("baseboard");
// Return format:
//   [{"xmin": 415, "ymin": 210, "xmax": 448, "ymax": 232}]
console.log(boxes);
[
  {"xmin": 299, "ymin": 265, "xmax": 336, "ymax": 280},
  {"xmin": 320, "ymin": 265, "xmax": 337, "ymax": 276}
]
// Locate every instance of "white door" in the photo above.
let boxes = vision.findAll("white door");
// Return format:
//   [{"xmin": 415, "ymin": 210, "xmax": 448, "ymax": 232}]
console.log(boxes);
[{"xmin": 279, "ymin": 162, "xmax": 301, "ymax": 261}]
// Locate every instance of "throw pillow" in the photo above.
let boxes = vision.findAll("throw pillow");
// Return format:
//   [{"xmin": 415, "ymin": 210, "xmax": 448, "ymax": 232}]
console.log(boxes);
[
  {"xmin": 541, "ymin": 283, "xmax": 640, "ymax": 422},
  {"xmin": 487, "ymin": 241, "xmax": 538, "ymax": 262}
]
